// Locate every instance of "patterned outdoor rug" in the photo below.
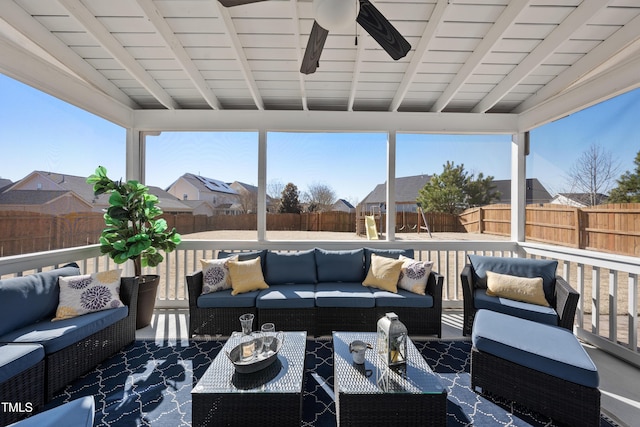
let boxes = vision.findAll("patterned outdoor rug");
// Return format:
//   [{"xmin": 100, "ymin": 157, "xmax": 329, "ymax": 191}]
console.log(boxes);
[{"xmin": 48, "ymin": 339, "xmax": 617, "ymax": 426}]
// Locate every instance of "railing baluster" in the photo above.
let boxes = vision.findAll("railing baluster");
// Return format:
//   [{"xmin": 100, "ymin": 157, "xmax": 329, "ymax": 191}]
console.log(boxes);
[
  {"xmin": 592, "ymin": 266, "xmax": 600, "ymax": 335},
  {"xmin": 629, "ymin": 273, "xmax": 638, "ymax": 351},
  {"xmin": 609, "ymin": 270, "xmax": 618, "ymax": 342}
]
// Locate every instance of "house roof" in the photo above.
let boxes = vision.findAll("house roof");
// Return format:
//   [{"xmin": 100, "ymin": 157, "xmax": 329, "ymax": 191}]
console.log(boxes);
[
  {"xmin": 0, "ymin": 179, "xmax": 13, "ymax": 193},
  {"xmin": 492, "ymin": 178, "xmax": 552, "ymax": 204},
  {"xmin": 1, "ymin": 1, "xmax": 639, "ymax": 137},
  {"xmin": 361, "ymin": 175, "xmax": 431, "ymax": 205},
  {"xmin": 0, "ymin": 189, "xmax": 88, "ymax": 206},
  {"xmin": 179, "ymin": 174, "xmax": 238, "ymax": 195}
]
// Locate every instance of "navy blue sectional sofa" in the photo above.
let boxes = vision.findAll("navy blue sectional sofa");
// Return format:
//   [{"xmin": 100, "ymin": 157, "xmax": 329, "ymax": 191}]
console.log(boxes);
[
  {"xmin": 187, "ymin": 247, "xmax": 443, "ymax": 337},
  {"xmin": 0, "ymin": 263, "xmax": 138, "ymax": 422}
]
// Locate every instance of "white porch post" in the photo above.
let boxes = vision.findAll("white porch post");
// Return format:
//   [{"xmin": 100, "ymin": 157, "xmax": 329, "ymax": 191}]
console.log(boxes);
[
  {"xmin": 257, "ymin": 130, "xmax": 267, "ymax": 241},
  {"xmin": 126, "ymin": 128, "xmax": 144, "ymax": 183},
  {"xmin": 386, "ymin": 131, "xmax": 396, "ymax": 241},
  {"xmin": 511, "ymin": 132, "xmax": 527, "ymax": 246}
]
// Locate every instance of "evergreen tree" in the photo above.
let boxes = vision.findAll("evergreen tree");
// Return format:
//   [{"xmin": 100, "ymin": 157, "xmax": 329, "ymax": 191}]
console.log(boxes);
[
  {"xmin": 278, "ymin": 182, "xmax": 302, "ymax": 213},
  {"xmin": 416, "ymin": 161, "xmax": 499, "ymax": 214},
  {"xmin": 608, "ymin": 151, "xmax": 640, "ymax": 203}
]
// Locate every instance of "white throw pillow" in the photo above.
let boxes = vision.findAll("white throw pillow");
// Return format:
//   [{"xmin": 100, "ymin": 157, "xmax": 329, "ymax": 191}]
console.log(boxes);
[
  {"xmin": 200, "ymin": 257, "xmax": 236, "ymax": 295},
  {"xmin": 54, "ymin": 269, "xmax": 124, "ymax": 321},
  {"xmin": 397, "ymin": 255, "xmax": 433, "ymax": 295}
]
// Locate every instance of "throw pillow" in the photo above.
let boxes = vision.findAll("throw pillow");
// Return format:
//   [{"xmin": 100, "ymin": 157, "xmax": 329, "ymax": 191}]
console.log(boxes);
[
  {"xmin": 200, "ymin": 257, "xmax": 236, "ymax": 295},
  {"xmin": 362, "ymin": 253, "xmax": 404, "ymax": 293},
  {"xmin": 485, "ymin": 270, "xmax": 550, "ymax": 307},
  {"xmin": 54, "ymin": 269, "xmax": 124, "ymax": 321},
  {"xmin": 397, "ymin": 255, "xmax": 433, "ymax": 295},
  {"xmin": 228, "ymin": 256, "xmax": 269, "ymax": 296}
]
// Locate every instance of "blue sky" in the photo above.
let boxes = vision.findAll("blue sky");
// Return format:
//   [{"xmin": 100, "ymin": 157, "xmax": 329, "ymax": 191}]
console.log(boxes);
[{"xmin": 1, "ymin": 73, "xmax": 639, "ymax": 203}]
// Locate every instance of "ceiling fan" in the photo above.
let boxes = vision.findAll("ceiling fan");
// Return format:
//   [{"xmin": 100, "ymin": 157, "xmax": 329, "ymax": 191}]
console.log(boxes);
[{"xmin": 218, "ymin": 0, "xmax": 411, "ymax": 75}]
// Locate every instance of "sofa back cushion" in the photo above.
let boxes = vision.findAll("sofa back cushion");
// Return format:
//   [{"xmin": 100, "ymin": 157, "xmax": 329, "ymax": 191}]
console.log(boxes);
[
  {"xmin": 315, "ymin": 248, "xmax": 364, "ymax": 282},
  {"xmin": 0, "ymin": 263, "xmax": 80, "ymax": 336},
  {"xmin": 218, "ymin": 250, "xmax": 267, "ymax": 270},
  {"xmin": 264, "ymin": 250, "xmax": 317, "ymax": 285},
  {"xmin": 468, "ymin": 255, "xmax": 558, "ymax": 304},
  {"xmin": 364, "ymin": 248, "xmax": 414, "ymax": 274}
]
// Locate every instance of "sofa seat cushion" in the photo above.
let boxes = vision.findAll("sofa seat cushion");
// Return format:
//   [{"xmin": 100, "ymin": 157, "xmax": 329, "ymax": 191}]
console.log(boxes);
[
  {"xmin": 0, "ymin": 307, "xmax": 128, "ymax": 354},
  {"xmin": 315, "ymin": 282, "xmax": 375, "ymax": 308},
  {"xmin": 472, "ymin": 310, "xmax": 599, "ymax": 388},
  {"xmin": 0, "ymin": 344, "xmax": 45, "ymax": 383},
  {"xmin": 468, "ymin": 255, "xmax": 558, "ymax": 304},
  {"xmin": 256, "ymin": 284, "xmax": 316, "ymax": 309},
  {"xmin": 8, "ymin": 396, "xmax": 95, "ymax": 427},
  {"xmin": 0, "ymin": 264, "xmax": 81, "ymax": 337},
  {"xmin": 315, "ymin": 248, "xmax": 364, "ymax": 283},
  {"xmin": 373, "ymin": 289, "xmax": 434, "ymax": 308},
  {"xmin": 197, "ymin": 289, "xmax": 260, "ymax": 308},
  {"xmin": 474, "ymin": 289, "xmax": 558, "ymax": 326},
  {"xmin": 264, "ymin": 250, "xmax": 317, "ymax": 285}
]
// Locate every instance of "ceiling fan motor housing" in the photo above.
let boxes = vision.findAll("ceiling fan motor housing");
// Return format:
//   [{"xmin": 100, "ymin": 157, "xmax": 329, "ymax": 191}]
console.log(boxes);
[{"xmin": 313, "ymin": 0, "xmax": 360, "ymax": 31}]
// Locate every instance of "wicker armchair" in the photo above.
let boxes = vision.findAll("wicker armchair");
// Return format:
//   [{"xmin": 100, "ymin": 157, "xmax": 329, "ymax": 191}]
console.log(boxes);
[{"xmin": 460, "ymin": 258, "xmax": 579, "ymax": 336}]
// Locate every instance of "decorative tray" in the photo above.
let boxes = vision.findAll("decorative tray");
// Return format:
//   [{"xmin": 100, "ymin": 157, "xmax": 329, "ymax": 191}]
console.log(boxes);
[{"xmin": 226, "ymin": 333, "xmax": 284, "ymax": 374}]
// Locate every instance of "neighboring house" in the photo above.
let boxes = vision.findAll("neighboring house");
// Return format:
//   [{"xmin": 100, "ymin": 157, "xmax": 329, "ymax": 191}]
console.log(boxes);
[
  {"xmin": 0, "ymin": 190, "xmax": 93, "ymax": 215},
  {"xmin": 550, "ymin": 193, "xmax": 609, "ymax": 207},
  {"xmin": 360, "ymin": 175, "xmax": 552, "ymax": 213},
  {"xmin": 360, "ymin": 175, "xmax": 431, "ymax": 213},
  {"xmin": 331, "ymin": 199, "xmax": 355, "ymax": 213},
  {"xmin": 4, "ymin": 171, "xmax": 191, "ymax": 214},
  {"xmin": 492, "ymin": 178, "xmax": 552, "ymax": 205},
  {"xmin": 166, "ymin": 173, "xmax": 242, "ymax": 214},
  {"xmin": 180, "ymin": 200, "xmax": 217, "ymax": 217},
  {"xmin": 229, "ymin": 181, "xmax": 277, "ymax": 213}
]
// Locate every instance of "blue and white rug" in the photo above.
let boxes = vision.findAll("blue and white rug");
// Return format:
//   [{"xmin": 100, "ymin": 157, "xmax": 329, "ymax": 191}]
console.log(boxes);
[{"xmin": 48, "ymin": 339, "xmax": 617, "ymax": 426}]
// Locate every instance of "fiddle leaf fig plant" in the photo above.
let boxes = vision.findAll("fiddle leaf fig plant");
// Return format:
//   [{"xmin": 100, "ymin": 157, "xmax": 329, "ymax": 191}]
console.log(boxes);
[{"xmin": 87, "ymin": 166, "xmax": 181, "ymax": 277}]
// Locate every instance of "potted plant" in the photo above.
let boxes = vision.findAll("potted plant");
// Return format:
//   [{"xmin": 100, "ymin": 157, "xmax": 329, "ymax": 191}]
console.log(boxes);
[{"xmin": 87, "ymin": 166, "xmax": 182, "ymax": 329}]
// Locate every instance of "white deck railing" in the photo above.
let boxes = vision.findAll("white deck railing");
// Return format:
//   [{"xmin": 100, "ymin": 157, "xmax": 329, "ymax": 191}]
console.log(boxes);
[{"xmin": 1, "ymin": 239, "xmax": 638, "ymax": 367}]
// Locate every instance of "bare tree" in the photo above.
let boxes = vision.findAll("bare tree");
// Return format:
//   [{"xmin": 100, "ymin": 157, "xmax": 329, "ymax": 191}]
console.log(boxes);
[
  {"xmin": 236, "ymin": 188, "xmax": 257, "ymax": 213},
  {"xmin": 267, "ymin": 179, "xmax": 285, "ymax": 199},
  {"xmin": 303, "ymin": 182, "xmax": 337, "ymax": 212},
  {"xmin": 568, "ymin": 143, "xmax": 620, "ymax": 206}
]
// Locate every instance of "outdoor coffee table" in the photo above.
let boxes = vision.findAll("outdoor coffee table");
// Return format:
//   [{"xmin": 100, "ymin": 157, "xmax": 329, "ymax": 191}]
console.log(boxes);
[
  {"xmin": 332, "ymin": 332, "xmax": 447, "ymax": 426},
  {"xmin": 192, "ymin": 331, "xmax": 307, "ymax": 427}
]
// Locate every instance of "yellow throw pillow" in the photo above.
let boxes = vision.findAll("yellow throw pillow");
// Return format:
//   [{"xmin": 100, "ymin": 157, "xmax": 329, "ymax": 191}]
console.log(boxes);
[
  {"xmin": 228, "ymin": 256, "xmax": 269, "ymax": 296},
  {"xmin": 485, "ymin": 270, "xmax": 550, "ymax": 307},
  {"xmin": 362, "ymin": 254, "xmax": 404, "ymax": 293}
]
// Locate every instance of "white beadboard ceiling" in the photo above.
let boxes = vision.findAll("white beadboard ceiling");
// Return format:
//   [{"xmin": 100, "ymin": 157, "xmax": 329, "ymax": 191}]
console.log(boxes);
[{"xmin": 1, "ymin": 0, "xmax": 640, "ymax": 132}]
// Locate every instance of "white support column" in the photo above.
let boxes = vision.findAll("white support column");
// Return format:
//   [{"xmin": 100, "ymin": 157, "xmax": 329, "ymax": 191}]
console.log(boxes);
[
  {"xmin": 257, "ymin": 130, "xmax": 267, "ymax": 241},
  {"xmin": 511, "ymin": 132, "xmax": 527, "ymax": 248},
  {"xmin": 386, "ymin": 131, "xmax": 396, "ymax": 241},
  {"xmin": 126, "ymin": 128, "xmax": 144, "ymax": 182}
]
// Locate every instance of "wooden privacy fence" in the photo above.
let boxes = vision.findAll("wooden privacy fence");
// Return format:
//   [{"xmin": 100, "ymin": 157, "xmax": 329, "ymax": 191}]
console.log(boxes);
[
  {"xmin": 460, "ymin": 203, "xmax": 640, "ymax": 257},
  {"xmin": 3, "ymin": 205, "xmax": 638, "ymax": 257}
]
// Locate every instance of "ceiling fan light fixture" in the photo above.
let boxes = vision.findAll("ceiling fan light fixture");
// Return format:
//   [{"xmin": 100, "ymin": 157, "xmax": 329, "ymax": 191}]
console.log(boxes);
[{"xmin": 313, "ymin": 0, "xmax": 360, "ymax": 32}]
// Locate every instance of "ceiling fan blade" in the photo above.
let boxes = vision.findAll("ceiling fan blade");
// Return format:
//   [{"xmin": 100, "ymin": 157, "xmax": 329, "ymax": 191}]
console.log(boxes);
[
  {"xmin": 218, "ymin": 0, "xmax": 268, "ymax": 7},
  {"xmin": 356, "ymin": 0, "xmax": 411, "ymax": 60},
  {"xmin": 300, "ymin": 21, "xmax": 329, "ymax": 75}
]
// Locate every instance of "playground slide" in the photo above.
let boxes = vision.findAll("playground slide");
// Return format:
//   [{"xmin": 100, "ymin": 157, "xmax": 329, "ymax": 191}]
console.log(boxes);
[{"xmin": 365, "ymin": 215, "xmax": 379, "ymax": 240}]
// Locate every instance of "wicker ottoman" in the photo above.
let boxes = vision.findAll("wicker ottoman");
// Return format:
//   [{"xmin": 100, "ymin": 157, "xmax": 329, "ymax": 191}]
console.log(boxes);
[{"xmin": 471, "ymin": 310, "xmax": 600, "ymax": 427}]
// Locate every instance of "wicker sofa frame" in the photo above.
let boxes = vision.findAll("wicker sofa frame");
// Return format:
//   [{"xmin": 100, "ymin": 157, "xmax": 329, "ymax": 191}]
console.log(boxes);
[
  {"xmin": 0, "ymin": 357, "xmax": 45, "ymax": 425},
  {"xmin": 471, "ymin": 347, "xmax": 601, "ymax": 427},
  {"xmin": 44, "ymin": 276, "xmax": 139, "ymax": 400},
  {"xmin": 460, "ymin": 263, "xmax": 579, "ymax": 336},
  {"xmin": 187, "ymin": 270, "xmax": 443, "ymax": 338}
]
